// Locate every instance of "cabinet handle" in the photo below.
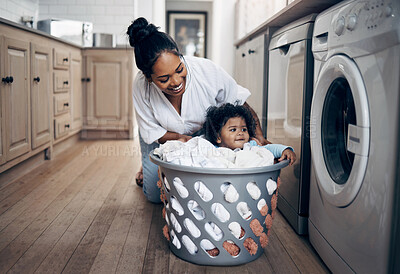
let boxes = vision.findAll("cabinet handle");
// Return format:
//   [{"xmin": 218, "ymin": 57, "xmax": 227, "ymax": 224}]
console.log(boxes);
[
  {"xmin": 242, "ymin": 53, "xmax": 246, "ymax": 58},
  {"xmin": 248, "ymin": 49, "xmax": 255, "ymax": 54},
  {"xmin": 63, "ymin": 58, "xmax": 69, "ymax": 62},
  {"xmin": 33, "ymin": 77, "xmax": 40, "ymax": 82},
  {"xmin": 65, "ymin": 124, "xmax": 70, "ymax": 128},
  {"xmin": 81, "ymin": 78, "xmax": 91, "ymax": 82},
  {"xmin": 86, "ymin": 78, "xmax": 91, "ymax": 82},
  {"xmin": 2, "ymin": 76, "xmax": 13, "ymax": 83},
  {"xmin": 63, "ymin": 102, "xmax": 69, "ymax": 107},
  {"xmin": 63, "ymin": 81, "xmax": 69, "ymax": 85}
]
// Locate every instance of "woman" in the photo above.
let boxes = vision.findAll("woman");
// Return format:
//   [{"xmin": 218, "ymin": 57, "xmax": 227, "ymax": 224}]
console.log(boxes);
[{"xmin": 127, "ymin": 17, "xmax": 268, "ymax": 203}]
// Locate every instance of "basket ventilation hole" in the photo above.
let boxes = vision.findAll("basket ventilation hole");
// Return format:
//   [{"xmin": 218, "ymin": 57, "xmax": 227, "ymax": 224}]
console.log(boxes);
[
  {"xmin": 182, "ymin": 235, "xmax": 198, "ymax": 255},
  {"xmin": 205, "ymin": 222, "xmax": 223, "ymax": 241},
  {"xmin": 228, "ymin": 222, "xmax": 245, "ymax": 239},
  {"xmin": 266, "ymin": 178, "xmax": 277, "ymax": 195},
  {"xmin": 211, "ymin": 203, "xmax": 230, "ymax": 223},
  {"xmin": 200, "ymin": 239, "xmax": 219, "ymax": 257},
  {"xmin": 163, "ymin": 175, "xmax": 171, "ymax": 192},
  {"xmin": 223, "ymin": 240, "xmax": 240, "ymax": 257},
  {"xmin": 170, "ymin": 230, "xmax": 181, "ymax": 249},
  {"xmin": 194, "ymin": 181, "xmax": 213, "ymax": 202},
  {"xmin": 258, "ymin": 199, "xmax": 269, "ymax": 216},
  {"xmin": 220, "ymin": 182, "xmax": 239, "ymax": 203},
  {"xmin": 169, "ymin": 212, "xmax": 182, "ymax": 233},
  {"xmin": 173, "ymin": 177, "xmax": 189, "ymax": 198},
  {"xmin": 183, "ymin": 218, "xmax": 201, "ymax": 238},
  {"xmin": 236, "ymin": 202, "xmax": 252, "ymax": 220},
  {"xmin": 246, "ymin": 182, "xmax": 261, "ymax": 200},
  {"xmin": 170, "ymin": 196, "xmax": 184, "ymax": 216},
  {"xmin": 187, "ymin": 200, "xmax": 206, "ymax": 220}
]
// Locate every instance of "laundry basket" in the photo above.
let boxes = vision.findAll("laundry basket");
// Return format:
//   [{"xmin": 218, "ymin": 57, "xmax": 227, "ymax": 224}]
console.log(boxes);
[{"xmin": 150, "ymin": 151, "xmax": 289, "ymax": 266}]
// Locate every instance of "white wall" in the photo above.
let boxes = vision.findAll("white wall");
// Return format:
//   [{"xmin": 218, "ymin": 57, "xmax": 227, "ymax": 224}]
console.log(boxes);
[
  {"xmin": 38, "ymin": 0, "xmax": 139, "ymax": 46},
  {"xmin": 212, "ymin": 0, "xmax": 235, "ymax": 76},
  {"xmin": 0, "ymin": 0, "xmax": 39, "ymax": 26}
]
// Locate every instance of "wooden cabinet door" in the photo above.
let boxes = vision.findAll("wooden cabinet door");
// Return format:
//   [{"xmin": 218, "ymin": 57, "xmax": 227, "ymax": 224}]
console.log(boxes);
[
  {"xmin": 84, "ymin": 50, "xmax": 129, "ymax": 130},
  {"xmin": 4, "ymin": 37, "xmax": 31, "ymax": 161},
  {"xmin": 71, "ymin": 52, "xmax": 83, "ymax": 130},
  {"xmin": 246, "ymin": 35, "xmax": 265, "ymax": 125},
  {"xmin": 0, "ymin": 36, "xmax": 5, "ymax": 165},
  {"xmin": 234, "ymin": 43, "xmax": 248, "ymax": 87},
  {"xmin": 31, "ymin": 43, "xmax": 51, "ymax": 149}
]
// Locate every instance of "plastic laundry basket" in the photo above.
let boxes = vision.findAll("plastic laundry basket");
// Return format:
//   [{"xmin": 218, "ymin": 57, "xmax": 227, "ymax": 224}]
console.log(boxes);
[{"xmin": 150, "ymin": 151, "xmax": 289, "ymax": 266}]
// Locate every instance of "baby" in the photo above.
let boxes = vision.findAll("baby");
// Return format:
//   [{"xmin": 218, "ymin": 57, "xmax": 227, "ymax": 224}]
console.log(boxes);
[{"xmin": 203, "ymin": 103, "xmax": 296, "ymax": 165}]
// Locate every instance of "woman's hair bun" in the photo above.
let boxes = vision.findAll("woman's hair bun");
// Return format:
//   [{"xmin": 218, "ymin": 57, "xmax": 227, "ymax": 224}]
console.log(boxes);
[{"xmin": 127, "ymin": 17, "xmax": 159, "ymax": 47}]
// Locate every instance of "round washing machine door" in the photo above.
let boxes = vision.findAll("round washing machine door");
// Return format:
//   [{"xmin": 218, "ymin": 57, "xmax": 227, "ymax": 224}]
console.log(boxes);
[{"xmin": 310, "ymin": 55, "xmax": 370, "ymax": 207}]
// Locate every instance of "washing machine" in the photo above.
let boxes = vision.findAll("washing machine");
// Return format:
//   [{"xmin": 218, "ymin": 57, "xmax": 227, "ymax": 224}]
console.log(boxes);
[
  {"xmin": 309, "ymin": 0, "xmax": 400, "ymax": 273},
  {"xmin": 267, "ymin": 14, "xmax": 317, "ymax": 235}
]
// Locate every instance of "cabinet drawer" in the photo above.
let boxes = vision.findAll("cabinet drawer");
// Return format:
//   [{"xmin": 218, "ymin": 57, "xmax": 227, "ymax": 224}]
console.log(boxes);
[
  {"xmin": 53, "ymin": 49, "xmax": 70, "ymax": 69},
  {"xmin": 54, "ymin": 116, "xmax": 70, "ymax": 139},
  {"xmin": 53, "ymin": 70, "xmax": 70, "ymax": 93},
  {"xmin": 54, "ymin": 94, "xmax": 70, "ymax": 116}
]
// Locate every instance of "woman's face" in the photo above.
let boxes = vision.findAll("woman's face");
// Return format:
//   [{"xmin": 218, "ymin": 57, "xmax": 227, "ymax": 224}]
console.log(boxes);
[
  {"xmin": 217, "ymin": 117, "xmax": 250, "ymax": 150},
  {"xmin": 150, "ymin": 52, "xmax": 187, "ymax": 97}
]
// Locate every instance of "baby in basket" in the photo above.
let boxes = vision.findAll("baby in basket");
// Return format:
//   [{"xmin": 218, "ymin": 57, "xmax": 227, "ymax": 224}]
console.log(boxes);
[{"xmin": 203, "ymin": 102, "xmax": 296, "ymax": 166}]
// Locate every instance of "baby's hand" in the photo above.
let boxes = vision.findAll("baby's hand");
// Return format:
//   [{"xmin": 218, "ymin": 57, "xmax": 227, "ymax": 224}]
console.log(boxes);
[
  {"xmin": 177, "ymin": 134, "xmax": 192, "ymax": 143},
  {"xmin": 278, "ymin": 148, "xmax": 297, "ymax": 166}
]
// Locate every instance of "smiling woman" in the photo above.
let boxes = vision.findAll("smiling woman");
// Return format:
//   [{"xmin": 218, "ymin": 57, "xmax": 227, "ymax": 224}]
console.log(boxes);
[{"xmin": 126, "ymin": 17, "xmax": 266, "ymax": 203}]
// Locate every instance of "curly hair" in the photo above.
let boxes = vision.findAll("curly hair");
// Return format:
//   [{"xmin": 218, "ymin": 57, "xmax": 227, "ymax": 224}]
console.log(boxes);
[{"xmin": 203, "ymin": 103, "xmax": 256, "ymax": 146}]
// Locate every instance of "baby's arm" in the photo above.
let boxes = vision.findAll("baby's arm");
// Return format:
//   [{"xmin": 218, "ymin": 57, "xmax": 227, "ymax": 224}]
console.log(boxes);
[{"xmin": 264, "ymin": 144, "xmax": 296, "ymax": 166}]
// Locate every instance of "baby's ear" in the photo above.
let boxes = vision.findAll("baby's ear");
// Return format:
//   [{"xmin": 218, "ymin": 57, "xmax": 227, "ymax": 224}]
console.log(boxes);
[{"xmin": 216, "ymin": 136, "xmax": 222, "ymax": 144}]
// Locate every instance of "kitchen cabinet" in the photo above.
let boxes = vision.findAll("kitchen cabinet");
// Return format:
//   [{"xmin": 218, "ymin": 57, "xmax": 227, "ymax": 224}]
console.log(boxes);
[
  {"xmin": 52, "ymin": 47, "xmax": 71, "ymax": 141},
  {"xmin": 83, "ymin": 49, "xmax": 134, "ymax": 136},
  {"xmin": 2, "ymin": 36, "xmax": 31, "ymax": 162},
  {"xmin": 71, "ymin": 51, "xmax": 83, "ymax": 131},
  {"xmin": 31, "ymin": 43, "xmax": 51, "ymax": 149},
  {"xmin": 235, "ymin": 35, "xmax": 266, "ymax": 131}
]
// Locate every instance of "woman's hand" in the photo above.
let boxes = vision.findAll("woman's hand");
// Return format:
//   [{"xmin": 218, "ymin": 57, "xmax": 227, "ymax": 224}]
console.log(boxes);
[
  {"xmin": 158, "ymin": 131, "xmax": 192, "ymax": 144},
  {"xmin": 177, "ymin": 134, "xmax": 192, "ymax": 143},
  {"xmin": 278, "ymin": 148, "xmax": 297, "ymax": 166}
]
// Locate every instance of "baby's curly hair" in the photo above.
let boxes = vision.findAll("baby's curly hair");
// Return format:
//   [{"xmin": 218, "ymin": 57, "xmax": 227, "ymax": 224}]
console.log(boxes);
[{"xmin": 203, "ymin": 103, "xmax": 256, "ymax": 146}]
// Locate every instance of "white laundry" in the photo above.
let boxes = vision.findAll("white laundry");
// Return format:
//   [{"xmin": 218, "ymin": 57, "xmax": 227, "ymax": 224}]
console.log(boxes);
[
  {"xmin": 182, "ymin": 235, "xmax": 198, "ymax": 254},
  {"xmin": 187, "ymin": 200, "xmax": 206, "ymax": 220},
  {"xmin": 257, "ymin": 199, "xmax": 267, "ymax": 210},
  {"xmin": 211, "ymin": 203, "xmax": 230, "ymax": 222},
  {"xmin": 169, "ymin": 212, "xmax": 182, "ymax": 233},
  {"xmin": 205, "ymin": 222, "xmax": 223, "ymax": 241},
  {"xmin": 194, "ymin": 181, "xmax": 213, "ymax": 202},
  {"xmin": 221, "ymin": 183, "xmax": 239, "ymax": 203},
  {"xmin": 246, "ymin": 182, "xmax": 261, "ymax": 200},
  {"xmin": 201, "ymin": 239, "xmax": 217, "ymax": 251},
  {"xmin": 170, "ymin": 230, "xmax": 181, "ymax": 249},
  {"xmin": 184, "ymin": 218, "xmax": 201, "ymax": 238},
  {"xmin": 173, "ymin": 177, "xmax": 189, "ymax": 198},
  {"xmin": 170, "ymin": 196, "xmax": 184, "ymax": 216},
  {"xmin": 266, "ymin": 179, "xmax": 277, "ymax": 195},
  {"xmin": 228, "ymin": 222, "xmax": 242, "ymax": 239},
  {"xmin": 154, "ymin": 137, "xmax": 275, "ymax": 168},
  {"xmin": 236, "ymin": 202, "xmax": 252, "ymax": 220}
]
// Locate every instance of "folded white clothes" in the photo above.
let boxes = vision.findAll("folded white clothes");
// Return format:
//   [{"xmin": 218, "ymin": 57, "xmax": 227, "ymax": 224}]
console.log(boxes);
[
  {"xmin": 153, "ymin": 137, "xmax": 277, "ymax": 168},
  {"xmin": 194, "ymin": 181, "xmax": 213, "ymax": 202},
  {"xmin": 205, "ymin": 222, "xmax": 223, "ymax": 241},
  {"xmin": 228, "ymin": 222, "xmax": 242, "ymax": 239},
  {"xmin": 266, "ymin": 178, "xmax": 277, "ymax": 195}
]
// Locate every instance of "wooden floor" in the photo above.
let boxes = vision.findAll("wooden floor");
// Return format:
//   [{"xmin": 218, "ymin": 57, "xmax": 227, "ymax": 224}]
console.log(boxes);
[{"xmin": 0, "ymin": 139, "xmax": 329, "ymax": 273}]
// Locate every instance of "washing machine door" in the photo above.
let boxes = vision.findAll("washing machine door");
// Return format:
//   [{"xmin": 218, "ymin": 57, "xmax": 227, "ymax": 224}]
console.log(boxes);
[{"xmin": 310, "ymin": 55, "xmax": 370, "ymax": 207}]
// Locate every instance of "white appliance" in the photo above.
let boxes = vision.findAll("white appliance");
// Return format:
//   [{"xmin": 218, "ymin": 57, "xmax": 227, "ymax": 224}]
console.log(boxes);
[
  {"xmin": 267, "ymin": 14, "xmax": 317, "ymax": 235},
  {"xmin": 309, "ymin": 0, "xmax": 400, "ymax": 273}
]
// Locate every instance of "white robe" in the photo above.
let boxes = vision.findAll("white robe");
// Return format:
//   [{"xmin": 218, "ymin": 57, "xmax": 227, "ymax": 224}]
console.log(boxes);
[{"xmin": 132, "ymin": 56, "xmax": 251, "ymax": 144}]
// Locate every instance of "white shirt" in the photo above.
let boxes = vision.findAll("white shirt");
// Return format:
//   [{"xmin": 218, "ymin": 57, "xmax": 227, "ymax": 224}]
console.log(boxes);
[{"xmin": 132, "ymin": 56, "xmax": 251, "ymax": 144}]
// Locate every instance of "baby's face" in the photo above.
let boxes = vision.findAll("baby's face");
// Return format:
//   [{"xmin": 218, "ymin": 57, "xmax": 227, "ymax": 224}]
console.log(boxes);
[{"xmin": 217, "ymin": 117, "xmax": 250, "ymax": 149}]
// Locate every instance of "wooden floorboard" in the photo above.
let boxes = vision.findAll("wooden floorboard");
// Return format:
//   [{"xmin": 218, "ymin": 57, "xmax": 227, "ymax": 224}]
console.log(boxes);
[{"xmin": 0, "ymin": 139, "xmax": 329, "ymax": 273}]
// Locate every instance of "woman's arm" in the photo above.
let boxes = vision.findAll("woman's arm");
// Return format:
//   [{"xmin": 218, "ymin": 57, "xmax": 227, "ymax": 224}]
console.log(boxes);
[
  {"xmin": 158, "ymin": 131, "xmax": 192, "ymax": 144},
  {"xmin": 243, "ymin": 102, "xmax": 271, "ymax": 145}
]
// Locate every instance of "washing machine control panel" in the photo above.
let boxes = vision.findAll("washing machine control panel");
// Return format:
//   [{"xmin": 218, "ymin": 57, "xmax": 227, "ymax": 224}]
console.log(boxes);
[{"xmin": 329, "ymin": 0, "xmax": 399, "ymax": 53}]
